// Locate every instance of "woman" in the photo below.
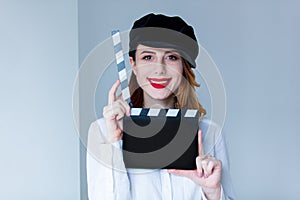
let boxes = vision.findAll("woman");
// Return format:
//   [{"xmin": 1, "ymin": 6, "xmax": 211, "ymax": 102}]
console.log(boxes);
[{"xmin": 87, "ymin": 13, "xmax": 235, "ymax": 200}]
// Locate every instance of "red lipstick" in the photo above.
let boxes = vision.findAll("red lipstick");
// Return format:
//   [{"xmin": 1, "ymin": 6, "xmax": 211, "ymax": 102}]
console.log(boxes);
[{"xmin": 147, "ymin": 78, "xmax": 171, "ymax": 89}]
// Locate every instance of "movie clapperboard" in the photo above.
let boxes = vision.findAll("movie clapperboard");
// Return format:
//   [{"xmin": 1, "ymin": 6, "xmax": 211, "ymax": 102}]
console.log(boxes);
[{"xmin": 112, "ymin": 30, "xmax": 199, "ymax": 170}]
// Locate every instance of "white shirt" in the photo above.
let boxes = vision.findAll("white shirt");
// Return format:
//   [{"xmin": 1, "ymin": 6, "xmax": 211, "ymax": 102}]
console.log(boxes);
[{"xmin": 86, "ymin": 118, "xmax": 235, "ymax": 200}]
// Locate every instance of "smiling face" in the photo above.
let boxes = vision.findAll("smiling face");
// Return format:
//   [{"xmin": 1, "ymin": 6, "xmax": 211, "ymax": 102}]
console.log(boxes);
[{"xmin": 130, "ymin": 44, "xmax": 183, "ymax": 106}]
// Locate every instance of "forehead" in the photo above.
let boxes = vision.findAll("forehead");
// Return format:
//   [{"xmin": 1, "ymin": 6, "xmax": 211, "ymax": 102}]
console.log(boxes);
[{"xmin": 136, "ymin": 44, "xmax": 179, "ymax": 54}]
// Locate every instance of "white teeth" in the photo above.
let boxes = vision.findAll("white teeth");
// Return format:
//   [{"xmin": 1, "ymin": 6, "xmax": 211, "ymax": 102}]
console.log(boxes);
[{"xmin": 151, "ymin": 80, "xmax": 168, "ymax": 84}]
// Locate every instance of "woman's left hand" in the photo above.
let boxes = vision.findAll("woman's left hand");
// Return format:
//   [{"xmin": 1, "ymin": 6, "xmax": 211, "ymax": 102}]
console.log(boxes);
[{"xmin": 168, "ymin": 130, "xmax": 222, "ymax": 199}]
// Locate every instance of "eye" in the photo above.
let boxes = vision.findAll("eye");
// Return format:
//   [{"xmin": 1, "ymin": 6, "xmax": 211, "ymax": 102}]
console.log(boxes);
[
  {"xmin": 167, "ymin": 55, "xmax": 179, "ymax": 61},
  {"xmin": 142, "ymin": 55, "xmax": 152, "ymax": 60}
]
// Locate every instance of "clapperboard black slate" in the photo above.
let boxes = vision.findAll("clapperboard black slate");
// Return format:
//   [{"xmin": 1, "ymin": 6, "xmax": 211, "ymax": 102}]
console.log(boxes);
[{"xmin": 112, "ymin": 30, "xmax": 199, "ymax": 170}]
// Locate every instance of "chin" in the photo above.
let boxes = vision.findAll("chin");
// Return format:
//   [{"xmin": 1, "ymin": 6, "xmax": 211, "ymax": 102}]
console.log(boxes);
[{"xmin": 146, "ymin": 88, "xmax": 174, "ymax": 100}]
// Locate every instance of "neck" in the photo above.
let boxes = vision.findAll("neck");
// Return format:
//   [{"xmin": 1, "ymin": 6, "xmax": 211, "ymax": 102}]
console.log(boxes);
[{"xmin": 143, "ymin": 92, "xmax": 175, "ymax": 109}]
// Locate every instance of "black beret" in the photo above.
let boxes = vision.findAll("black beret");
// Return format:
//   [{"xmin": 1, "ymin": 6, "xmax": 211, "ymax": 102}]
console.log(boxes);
[{"xmin": 129, "ymin": 13, "xmax": 199, "ymax": 68}]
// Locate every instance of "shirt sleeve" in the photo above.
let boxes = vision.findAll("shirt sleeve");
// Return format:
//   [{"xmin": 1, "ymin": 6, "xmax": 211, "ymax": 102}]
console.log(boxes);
[
  {"xmin": 199, "ymin": 119, "xmax": 236, "ymax": 200},
  {"xmin": 86, "ymin": 119, "xmax": 131, "ymax": 200},
  {"xmin": 200, "ymin": 185, "xmax": 225, "ymax": 200},
  {"xmin": 214, "ymin": 128, "xmax": 236, "ymax": 200}
]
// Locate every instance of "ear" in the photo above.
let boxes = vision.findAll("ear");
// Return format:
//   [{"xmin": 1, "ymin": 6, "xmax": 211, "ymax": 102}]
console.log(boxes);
[{"xmin": 130, "ymin": 57, "xmax": 137, "ymax": 75}]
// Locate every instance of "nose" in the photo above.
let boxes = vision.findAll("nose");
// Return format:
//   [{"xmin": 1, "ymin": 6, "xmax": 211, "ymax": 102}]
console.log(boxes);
[{"xmin": 154, "ymin": 56, "xmax": 166, "ymax": 75}]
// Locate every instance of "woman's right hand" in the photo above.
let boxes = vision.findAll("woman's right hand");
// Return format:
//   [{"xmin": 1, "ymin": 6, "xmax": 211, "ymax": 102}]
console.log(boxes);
[{"xmin": 103, "ymin": 80, "xmax": 130, "ymax": 143}]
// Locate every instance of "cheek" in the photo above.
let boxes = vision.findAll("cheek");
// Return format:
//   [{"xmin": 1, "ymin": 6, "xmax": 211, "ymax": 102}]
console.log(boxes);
[
  {"xmin": 172, "ymin": 67, "xmax": 184, "ymax": 88},
  {"xmin": 177, "ymin": 65, "xmax": 183, "ymax": 74},
  {"xmin": 175, "ymin": 75, "xmax": 183, "ymax": 86},
  {"xmin": 172, "ymin": 66, "xmax": 183, "ymax": 81},
  {"xmin": 134, "ymin": 68, "xmax": 149, "ymax": 86},
  {"xmin": 135, "ymin": 66, "xmax": 151, "ymax": 77}
]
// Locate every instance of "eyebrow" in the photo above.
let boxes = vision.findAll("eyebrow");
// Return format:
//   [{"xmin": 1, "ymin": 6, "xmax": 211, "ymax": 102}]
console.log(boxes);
[
  {"xmin": 140, "ymin": 50, "xmax": 156, "ymax": 54},
  {"xmin": 139, "ymin": 50, "xmax": 180, "ymax": 55}
]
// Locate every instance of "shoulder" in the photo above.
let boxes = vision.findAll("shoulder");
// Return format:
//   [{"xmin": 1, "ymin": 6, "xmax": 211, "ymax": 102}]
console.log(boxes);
[
  {"xmin": 199, "ymin": 117, "xmax": 223, "ymax": 138},
  {"xmin": 199, "ymin": 117, "xmax": 226, "ymax": 156},
  {"xmin": 88, "ymin": 118, "xmax": 107, "ymax": 143},
  {"xmin": 89, "ymin": 118, "xmax": 106, "ymax": 132}
]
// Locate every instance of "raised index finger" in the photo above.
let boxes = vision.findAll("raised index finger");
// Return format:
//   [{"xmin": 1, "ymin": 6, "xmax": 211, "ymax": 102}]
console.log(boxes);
[
  {"xmin": 108, "ymin": 80, "xmax": 121, "ymax": 104},
  {"xmin": 198, "ymin": 129, "xmax": 204, "ymax": 156}
]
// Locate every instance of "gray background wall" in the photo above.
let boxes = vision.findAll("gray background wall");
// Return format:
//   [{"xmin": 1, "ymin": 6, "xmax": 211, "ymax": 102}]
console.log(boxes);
[
  {"xmin": 0, "ymin": 1, "xmax": 79, "ymax": 199},
  {"xmin": 79, "ymin": 0, "xmax": 300, "ymax": 200}
]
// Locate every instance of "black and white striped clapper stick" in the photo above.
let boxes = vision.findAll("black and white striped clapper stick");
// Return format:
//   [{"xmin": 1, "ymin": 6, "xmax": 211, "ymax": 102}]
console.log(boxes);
[{"xmin": 111, "ymin": 30, "xmax": 131, "ymax": 105}]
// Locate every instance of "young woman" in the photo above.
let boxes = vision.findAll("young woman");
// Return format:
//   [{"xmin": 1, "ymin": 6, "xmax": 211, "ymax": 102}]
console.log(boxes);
[{"xmin": 87, "ymin": 13, "xmax": 235, "ymax": 200}]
